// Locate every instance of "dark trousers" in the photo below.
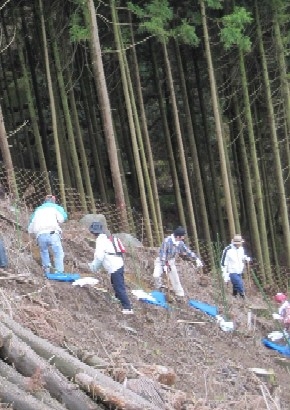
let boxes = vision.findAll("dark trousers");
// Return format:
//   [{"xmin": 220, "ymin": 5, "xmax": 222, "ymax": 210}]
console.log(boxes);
[
  {"xmin": 111, "ymin": 266, "xmax": 131, "ymax": 309},
  {"xmin": 229, "ymin": 273, "xmax": 244, "ymax": 295}
]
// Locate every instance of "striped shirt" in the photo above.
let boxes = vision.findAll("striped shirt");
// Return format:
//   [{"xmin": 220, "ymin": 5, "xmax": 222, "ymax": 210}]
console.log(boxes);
[{"xmin": 159, "ymin": 234, "xmax": 197, "ymax": 264}]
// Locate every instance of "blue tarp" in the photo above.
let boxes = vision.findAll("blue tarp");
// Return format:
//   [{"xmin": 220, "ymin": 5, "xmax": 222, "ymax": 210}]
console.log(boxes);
[
  {"xmin": 140, "ymin": 290, "xmax": 169, "ymax": 309},
  {"xmin": 45, "ymin": 272, "xmax": 81, "ymax": 282},
  {"xmin": 188, "ymin": 299, "xmax": 218, "ymax": 317},
  {"xmin": 262, "ymin": 338, "xmax": 290, "ymax": 357}
]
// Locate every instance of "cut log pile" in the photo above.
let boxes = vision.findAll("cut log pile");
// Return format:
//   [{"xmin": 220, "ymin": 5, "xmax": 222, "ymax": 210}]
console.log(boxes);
[{"xmin": 0, "ymin": 310, "xmax": 188, "ymax": 410}]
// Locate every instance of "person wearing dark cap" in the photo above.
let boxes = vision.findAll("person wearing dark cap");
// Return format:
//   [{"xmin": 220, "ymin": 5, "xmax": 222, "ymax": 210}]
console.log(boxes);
[
  {"xmin": 153, "ymin": 226, "xmax": 203, "ymax": 297},
  {"xmin": 220, "ymin": 234, "xmax": 251, "ymax": 298},
  {"xmin": 28, "ymin": 195, "xmax": 68, "ymax": 274},
  {"xmin": 88, "ymin": 222, "xmax": 133, "ymax": 315}
]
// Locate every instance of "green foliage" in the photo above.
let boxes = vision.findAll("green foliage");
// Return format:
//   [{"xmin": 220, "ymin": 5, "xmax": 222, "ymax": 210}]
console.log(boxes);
[
  {"xmin": 69, "ymin": 12, "xmax": 90, "ymax": 42},
  {"xmin": 204, "ymin": 0, "xmax": 223, "ymax": 9},
  {"xmin": 128, "ymin": 0, "xmax": 173, "ymax": 41},
  {"xmin": 173, "ymin": 19, "xmax": 199, "ymax": 46},
  {"xmin": 220, "ymin": 6, "xmax": 253, "ymax": 52},
  {"xmin": 127, "ymin": 0, "xmax": 198, "ymax": 45}
]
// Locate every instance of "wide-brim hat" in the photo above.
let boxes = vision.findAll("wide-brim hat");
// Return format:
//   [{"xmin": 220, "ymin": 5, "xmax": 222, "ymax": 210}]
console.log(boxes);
[{"xmin": 232, "ymin": 234, "xmax": 244, "ymax": 244}]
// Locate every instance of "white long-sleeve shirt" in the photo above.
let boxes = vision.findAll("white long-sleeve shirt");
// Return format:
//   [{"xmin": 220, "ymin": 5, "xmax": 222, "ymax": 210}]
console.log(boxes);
[
  {"xmin": 93, "ymin": 234, "xmax": 124, "ymax": 274},
  {"xmin": 221, "ymin": 244, "xmax": 247, "ymax": 274}
]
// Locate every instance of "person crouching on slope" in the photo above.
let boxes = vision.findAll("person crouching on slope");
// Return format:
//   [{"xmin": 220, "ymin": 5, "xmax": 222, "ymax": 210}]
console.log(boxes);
[
  {"xmin": 153, "ymin": 226, "xmax": 203, "ymax": 297},
  {"xmin": 28, "ymin": 195, "xmax": 68, "ymax": 274},
  {"xmin": 274, "ymin": 293, "xmax": 290, "ymax": 334},
  {"xmin": 221, "ymin": 234, "xmax": 251, "ymax": 298},
  {"xmin": 88, "ymin": 222, "xmax": 133, "ymax": 315}
]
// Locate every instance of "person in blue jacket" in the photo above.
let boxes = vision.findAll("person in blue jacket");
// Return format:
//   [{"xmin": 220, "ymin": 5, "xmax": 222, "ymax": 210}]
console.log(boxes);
[{"xmin": 28, "ymin": 195, "xmax": 68, "ymax": 274}]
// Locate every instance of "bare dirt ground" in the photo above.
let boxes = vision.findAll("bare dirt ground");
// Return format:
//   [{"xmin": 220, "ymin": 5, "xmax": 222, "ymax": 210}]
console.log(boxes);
[{"xmin": 1, "ymin": 211, "xmax": 290, "ymax": 410}]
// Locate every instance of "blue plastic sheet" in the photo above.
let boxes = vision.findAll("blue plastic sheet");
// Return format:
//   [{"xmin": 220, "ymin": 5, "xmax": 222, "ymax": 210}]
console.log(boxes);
[
  {"xmin": 140, "ymin": 290, "xmax": 169, "ymax": 309},
  {"xmin": 188, "ymin": 299, "xmax": 218, "ymax": 317},
  {"xmin": 45, "ymin": 272, "xmax": 81, "ymax": 282},
  {"xmin": 262, "ymin": 338, "xmax": 290, "ymax": 357}
]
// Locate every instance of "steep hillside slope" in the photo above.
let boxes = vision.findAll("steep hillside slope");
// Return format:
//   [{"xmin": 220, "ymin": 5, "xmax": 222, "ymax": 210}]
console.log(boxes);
[{"xmin": 0, "ymin": 206, "xmax": 289, "ymax": 409}]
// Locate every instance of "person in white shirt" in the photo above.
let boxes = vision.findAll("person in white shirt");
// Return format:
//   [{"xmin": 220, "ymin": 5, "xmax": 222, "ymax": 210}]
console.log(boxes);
[
  {"xmin": 28, "ymin": 195, "xmax": 67, "ymax": 274},
  {"xmin": 88, "ymin": 222, "xmax": 133, "ymax": 315},
  {"xmin": 221, "ymin": 234, "xmax": 250, "ymax": 298},
  {"xmin": 274, "ymin": 293, "xmax": 290, "ymax": 332}
]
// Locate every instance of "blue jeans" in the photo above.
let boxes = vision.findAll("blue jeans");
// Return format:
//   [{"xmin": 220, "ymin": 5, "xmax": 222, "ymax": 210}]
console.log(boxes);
[
  {"xmin": 37, "ymin": 232, "xmax": 64, "ymax": 273},
  {"xmin": 0, "ymin": 239, "xmax": 8, "ymax": 267},
  {"xmin": 229, "ymin": 273, "xmax": 244, "ymax": 295},
  {"xmin": 111, "ymin": 267, "xmax": 131, "ymax": 309}
]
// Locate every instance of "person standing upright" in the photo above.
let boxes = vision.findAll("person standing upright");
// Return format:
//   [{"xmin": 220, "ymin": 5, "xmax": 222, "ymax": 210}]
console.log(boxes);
[
  {"xmin": 153, "ymin": 226, "xmax": 203, "ymax": 297},
  {"xmin": 221, "ymin": 234, "xmax": 251, "ymax": 298},
  {"xmin": 28, "ymin": 195, "xmax": 68, "ymax": 274}
]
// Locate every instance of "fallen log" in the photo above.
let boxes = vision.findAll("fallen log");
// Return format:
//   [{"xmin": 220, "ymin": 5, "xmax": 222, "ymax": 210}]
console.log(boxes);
[
  {"xmin": 76, "ymin": 372, "xmax": 162, "ymax": 410},
  {"xmin": 63, "ymin": 344, "xmax": 110, "ymax": 368},
  {"xmin": 0, "ymin": 321, "xmax": 101, "ymax": 410},
  {"xmin": 0, "ymin": 361, "xmax": 66, "ymax": 410},
  {"xmin": 0, "ymin": 375, "xmax": 53, "ymax": 410},
  {"xmin": 1, "ymin": 310, "xmax": 159, "ymax": 410}
]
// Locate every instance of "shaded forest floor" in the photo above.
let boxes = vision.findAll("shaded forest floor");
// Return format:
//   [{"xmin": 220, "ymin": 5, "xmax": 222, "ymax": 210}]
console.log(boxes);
[{"xmin": 0, "ymin": 206, "xmax": 290, "ymax": 409}]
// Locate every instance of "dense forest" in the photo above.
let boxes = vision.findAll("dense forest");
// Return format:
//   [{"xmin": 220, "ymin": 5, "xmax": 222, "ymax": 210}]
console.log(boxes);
[{"xmin": 0, "ymin": 0, "xmax": 289, "ymax": 279}]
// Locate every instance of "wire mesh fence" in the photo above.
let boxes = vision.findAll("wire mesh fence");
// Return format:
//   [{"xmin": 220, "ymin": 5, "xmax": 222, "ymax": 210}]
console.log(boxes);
[{"xmin": 0, "ymin": 165, "xmax": 289, "ymax": 295}]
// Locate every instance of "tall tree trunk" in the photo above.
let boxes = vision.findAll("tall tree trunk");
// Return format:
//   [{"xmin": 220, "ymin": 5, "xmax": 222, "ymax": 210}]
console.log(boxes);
[
  {"xmin": 49, "ymin": 22, "xmax": 87, "ymax": 213},
  {"xmin": 129, "ymin": 13, "xmax": 163, "ymax": 242},
  {"xmin": 20, "ymin": 6, "xmax": 50, "ymax": 169},
  {"xmin": 174, "ymin": 41, "xmax": 214, "ymax": 263},
  {"xmin": 0, "ymin": 104, "xmax": 17, "ymax": 197},
  {"xmin": 238, "ymin": 49, "xmax": 271, "ymax": 277},
  {"xmin": 232, "ymin": 95, "xmax": 264, "ymax": 276},
  {"xmin": 17, "ymin": 39, "xmax": 50, "ymax": 189},
  {"xmin": 151, "ymin": 41, "xmax": 187, "ymax": 231},
  {"xmin": 38, "ymin": 0, "xmax": 66, "ymax": 207},
  {"xmin": 0, "ymin": 52, "xmax": 25, "ymax": 170},
  {"xmin": 68, "ymin": 85, "xmax": 96, "ymax": 212},
  {"xmin": 272, "ymin": 6, "xmax": 290, "ymax": 179},
  {"xmin": 191, "ymin": 51, "xmax": 225, "ymax": 242},
  {"xmin": 252, "ymin": 99, "xmax": 280, "ymax": 270},
  {"xmin": 200, "ymin": 0, "xmax": 235, "ymax": 238},
  {"xmin": 110, "ymin": 0, "xmax": 153, "ymax": 245},
  {"xmin": 256, "ymin": 2, "xmax": 290, "ymax": 268},
  {"xmin": 86, "ymin": 0, "xmax": 129, "ymax": 229},
  {"xmin": 77, "ymin": 62, "xmax": 108, "ymax": 202},
  {"xmin": 162, "ymin": 40, "xmax": 199, "ymax": 251}
]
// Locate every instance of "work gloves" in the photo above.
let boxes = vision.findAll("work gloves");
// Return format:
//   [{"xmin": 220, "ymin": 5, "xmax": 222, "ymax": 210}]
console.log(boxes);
[
  {"xmin": 163, "ymin": 261, "xmax": 170, "ymax": 273},
  {"xmin": 195, "ymin": 258, "xmax": 203, "ymax": 267},
  {"xmin": 88, "ymin": 259, "xmax": 102, "ymax": 272},
  {"xmin": 221, "ymin": 266, "xmax": 230, "ymax": 283}
]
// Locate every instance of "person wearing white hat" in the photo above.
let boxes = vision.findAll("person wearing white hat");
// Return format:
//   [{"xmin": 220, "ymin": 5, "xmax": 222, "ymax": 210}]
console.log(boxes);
[
  {"xmin": 153, "ymin": 226, "xmax": 203, "ymax": 297},
  {"xmin": 220, "ymin": 234, "xmax": 251, "ymax": 298}
]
